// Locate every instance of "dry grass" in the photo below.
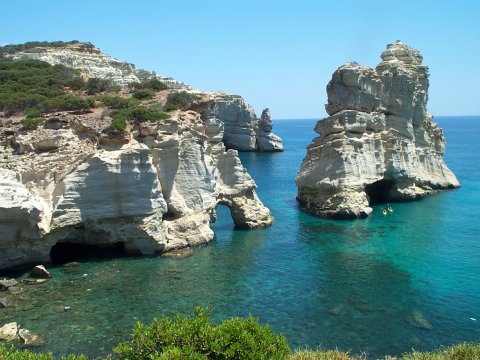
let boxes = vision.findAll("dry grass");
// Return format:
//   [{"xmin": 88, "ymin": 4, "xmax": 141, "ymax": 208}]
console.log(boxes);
[
  {"xmin": 288, "ymin": 348, "xmax": 366, "ymax": 360},
  {"xmin": 288, "ymin": 343, "xmax": 480, "ymax": 360}
]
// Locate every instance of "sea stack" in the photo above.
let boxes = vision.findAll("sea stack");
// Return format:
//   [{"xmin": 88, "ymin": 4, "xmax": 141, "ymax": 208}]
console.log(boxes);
[{"xmin": 296, "ymin": 41, "xmax": 460, "ymax": 219}]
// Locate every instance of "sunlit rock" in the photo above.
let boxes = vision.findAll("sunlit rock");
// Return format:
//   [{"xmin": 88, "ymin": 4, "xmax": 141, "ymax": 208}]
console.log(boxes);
[{"xmin": 296, "ymin": 41, "xmax": 460, "ymax": 219}]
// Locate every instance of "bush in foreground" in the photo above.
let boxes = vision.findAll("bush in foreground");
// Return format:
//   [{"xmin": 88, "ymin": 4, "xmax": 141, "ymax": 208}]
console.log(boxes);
[
  {"xmin": 114, "ymin": 307, "xmax": 290, "ymax": 360},
  {"xmin": 1, "ymin": 313, "xmax": 479, "ymax": 360},
  {"xmin": 0, "ymin": 343, "xmax": 87, "ymax": 359}
]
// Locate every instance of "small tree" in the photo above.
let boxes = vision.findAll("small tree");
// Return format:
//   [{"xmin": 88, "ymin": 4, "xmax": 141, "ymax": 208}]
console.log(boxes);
[{"xmin": 86, "ymin": 78, "xmax": 112, "ymax": 95}]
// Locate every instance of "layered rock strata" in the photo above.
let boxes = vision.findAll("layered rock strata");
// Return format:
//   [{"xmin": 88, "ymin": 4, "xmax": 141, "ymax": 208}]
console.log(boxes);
[
  {"xmin": 0, "ymin": 110, "xmax": 273, "ymax": 270},
  {"xmin": 296, "ymin": 41, "xmax": 459, "ymax": 219},
  {"xmin": 191, "ymin": 94, "xmax": 283, "ymax": 152},
  {"xmin": 2, "ymin": 42, "xmax": 283, "ymax": 152}
]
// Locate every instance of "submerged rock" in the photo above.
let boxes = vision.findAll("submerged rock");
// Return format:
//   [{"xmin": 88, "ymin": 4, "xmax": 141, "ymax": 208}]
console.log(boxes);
[
  {"xmin": 22, "ymin": 278, "xmax": 47, "ymax": 285},
  {"xmin": 17, "ymin": 328, "xmax": 45, "ymax": 347},
  {"xmin": 411, "ymin": 310, "xmax": 433, "ymax": 330},
  {"xmin": 0, "ymin": 297, "xmax": 8, "ymax": 308},
  {"xmin": 296, "ymin": 41, "xmax": 460, "ymax": 218},
  {"xmin": 162, "ymin": 248, "xmax": 194, "ymax": 259},
  {"xmin": 0, "ymin": 278, "xmax": 18, "ymax": 290}
]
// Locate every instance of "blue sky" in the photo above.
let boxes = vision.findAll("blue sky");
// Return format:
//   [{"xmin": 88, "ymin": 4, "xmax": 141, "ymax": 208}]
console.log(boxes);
[{"xmin": 2, "ymin": 0, "xmax": 479, "ymax": 118}]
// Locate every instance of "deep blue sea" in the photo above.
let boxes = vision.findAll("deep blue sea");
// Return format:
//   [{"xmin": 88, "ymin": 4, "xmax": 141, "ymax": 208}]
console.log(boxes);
[{"xmin": 1, "ymin": 116, "xmax": 479, "ymax": 358}]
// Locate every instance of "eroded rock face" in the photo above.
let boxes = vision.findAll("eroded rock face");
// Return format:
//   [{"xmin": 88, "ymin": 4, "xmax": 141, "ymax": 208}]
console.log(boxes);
[
  {"xmin": 257, "ymin": 109, "xmax": 284, "ymax": 152},
  {"xmin": 296, "ymin": 41, "xmax": 460, "ymax": 219},
  {"xmin": 0, "ymin": 111, "xmax": 272, "ymax": 270},
  {"xmin": 191, "ymin": 94, "xmax": 283, "ymax": 152}
]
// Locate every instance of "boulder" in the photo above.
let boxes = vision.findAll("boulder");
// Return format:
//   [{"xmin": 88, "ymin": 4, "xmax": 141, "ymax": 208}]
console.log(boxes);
[
  {"xmin": 30, "ymin": 265, "xmax": 51, "ymax": 279},
  {"xmin": 0, "ymin": 322, "xmax": 18, "ymax": 341}
]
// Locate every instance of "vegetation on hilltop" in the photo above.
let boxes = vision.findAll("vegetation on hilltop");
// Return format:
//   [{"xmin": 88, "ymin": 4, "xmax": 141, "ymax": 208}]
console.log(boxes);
[
  {"xmin": 0, "ymin": 59, "xmax": 92, "ymax": 115},
  {"xmin": 0, "ymin": 58, "xmax": 172, "ymax": 133},
  {"xmin": 0, "ymin": 309, "xmax": 479, "ymax": 359},
  {"xmin": 0, "ymin": 41, "xmax": 93, "ymax": 57}
]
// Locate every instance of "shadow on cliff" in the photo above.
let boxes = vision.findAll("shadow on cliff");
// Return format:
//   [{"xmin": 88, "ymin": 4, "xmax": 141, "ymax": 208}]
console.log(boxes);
[{"xmin": 49, "ymin": 149, "xmax": 165, "ymax": 264}]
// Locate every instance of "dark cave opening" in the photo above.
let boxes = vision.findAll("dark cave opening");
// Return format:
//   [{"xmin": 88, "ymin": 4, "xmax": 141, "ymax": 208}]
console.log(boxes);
[
  {"xmin": 50, "ymin": 242, "xmax": 127, "ymax": 264},
  {"xmin": 365, "ymin": 179, "xmax": 396, "ymax": 205}
]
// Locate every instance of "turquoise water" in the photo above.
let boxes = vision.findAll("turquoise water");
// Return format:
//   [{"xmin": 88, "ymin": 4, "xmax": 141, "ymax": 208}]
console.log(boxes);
[{"xmin": 1, "ymin": 117, "xmax": 479, "ymax": 358}]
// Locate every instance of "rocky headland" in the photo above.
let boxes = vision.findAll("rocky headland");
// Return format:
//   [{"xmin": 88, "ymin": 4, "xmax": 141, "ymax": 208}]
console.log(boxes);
[
  {"xmin": 0, "ymin": 108, "xmax": 273, "ymax": 270},
  {"xmin": 296, "ymin": 41, "xmax": 460, "ymax": 219},
  {"xmin": 1, "ymin": 41, "xmax": 283, "ymax": 152},
  {"xmin": 0, "ymin": 41, "xmax": 277, "ymax": 270}
]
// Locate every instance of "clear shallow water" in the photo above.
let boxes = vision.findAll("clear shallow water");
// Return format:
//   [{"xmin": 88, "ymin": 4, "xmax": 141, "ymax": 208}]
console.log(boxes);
[{"xmin": 1, "ymin": 117, "xmax": 480, "ymax": 358}]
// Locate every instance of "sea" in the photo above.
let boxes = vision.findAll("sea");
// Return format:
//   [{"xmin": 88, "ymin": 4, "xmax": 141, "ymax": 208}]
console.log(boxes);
[{"xmin": 1, "ymin": 116, "xmax": 479, "ymax": 358}]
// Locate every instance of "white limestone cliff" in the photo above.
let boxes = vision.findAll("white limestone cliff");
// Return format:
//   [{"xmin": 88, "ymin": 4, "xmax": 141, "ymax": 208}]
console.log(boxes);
[
  {"xmin": 296, "ymin": 41, "xmax": 460, "ymax": 219},
  {"xmin": 0, "ymin": 110, "xmax": 273, "ymax": 270},
  {"xmin": 191, "ymin": 93, "xmax": 283, "ymax": 152}
]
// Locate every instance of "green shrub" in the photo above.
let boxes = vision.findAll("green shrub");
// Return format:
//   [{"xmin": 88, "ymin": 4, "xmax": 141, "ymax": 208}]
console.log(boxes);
[
  {"xmin": 93, "ymin": 95, "xmax": 140, "ymax": 109},
  {"xmin": 0, "ymin": 342, "xmax": 54, "ymax": 359},
  {"xmin": 21, "ymin": 117, "xmax": 46, "ymax": 130},
  {"xmin": 63, "ymin": 77, "xmax": 86, "ymax": 90},
  {"xmin": 164, "ymin": 91, "xmax": 199, "ymax": 111},
  {"xmin": 213, "ymin": 315, "xmax": 291, "ymax": 359},
  {"xmin": 24, "ymin": 108, "xmax": 42, "ymax": 118},
  {"xmin": 129, "ymin": 78, "xmax": 169, "ymax": 91},
  {"xmin": 0, "ymin": 59, "xmax": 87, "ymax": 114},
  {"xmin": 107, "ymin": 85, "xmax": 122, "ymax": 93},
  {"xmin": 86, "ymin": 78, "xmax": 112, "ymax": 95},
  {"xmin": 44, "ymin": 95, "xmax": 94, "ymax": 112},
  {"xmin": 132, "ymin": 89, "xmax": 155, "ymax": 100},
  {"xmin": 0, "ymin": 342, "xmax": 89, "ymax": 359},
  {"xmin": 113, "ymin": 307, "xmax": 290, "ymax": 360},
  {"xmin": 148, "ymin": 102, "xmax": 164, "ymax": 113},
  {"xmin": 105, "ymin": 116, "xmax": 128, "ymax": 132},
  {"xmin": 104, "ymin": 105, "xmax": 170, "ymax": 132}
]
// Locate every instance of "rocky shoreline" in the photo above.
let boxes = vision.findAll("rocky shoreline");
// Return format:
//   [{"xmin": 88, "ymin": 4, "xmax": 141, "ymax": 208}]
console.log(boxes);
[{"xmin": 0, "ymin": 41, "xmax": 284, "ymax": 271}]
